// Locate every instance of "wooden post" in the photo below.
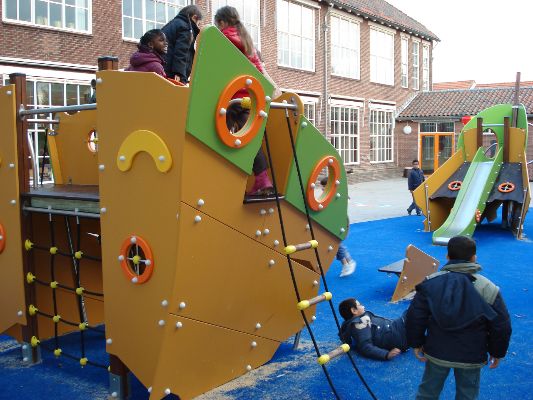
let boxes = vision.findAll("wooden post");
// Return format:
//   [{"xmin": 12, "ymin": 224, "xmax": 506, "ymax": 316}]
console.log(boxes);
[
  {"xmin": 503, "ymin": 116, "xmax": 510, "ymax": 163},
  {"xmin": 98, "ymin": 56, "xmax": 119, "ymax": 71},
  {"xmin": 476, "ymin": 117, "xmax": 483, "ymax": 149},
  {"xmin": 9, "ymin": 73, "xmax": 39, "ymax": 361}
]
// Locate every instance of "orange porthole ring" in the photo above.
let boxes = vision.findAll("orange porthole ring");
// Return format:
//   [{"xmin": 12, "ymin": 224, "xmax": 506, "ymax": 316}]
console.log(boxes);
[
  {"xmin": 448, "ymin": 180, "xmax": 462, "ymax": 191},
  {"xmin": 119, "ymin": 235, "xmax": 154, "ymax": 284},
  {"xmin": 0, "ymin": 224, "xmax": 6, "ymax": 254},
  {"xmin": 306, "ymin": 156, "xmax": 341, "ymax": 212},
  {"xmin": 215, "ymin": 75, "xmax": 267, "ymax": 149},
  {"xmin": 498, "ymin": 182, "xmax": 515, "ymax": 193}
]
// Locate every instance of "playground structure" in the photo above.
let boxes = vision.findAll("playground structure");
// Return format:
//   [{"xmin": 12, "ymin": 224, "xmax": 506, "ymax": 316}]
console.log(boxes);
[
  {"xmin": 0, "ymin": 27, "xmax": 358, "ymax": 399},
  {"xmin": 413, "ymin": 103, "xmax": 531, "ymax": 245}
]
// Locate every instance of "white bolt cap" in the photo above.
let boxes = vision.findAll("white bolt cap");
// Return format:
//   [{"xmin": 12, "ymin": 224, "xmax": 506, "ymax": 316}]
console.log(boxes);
[
  {"xmin": 336, "ymin": 193, "xmax": 341, "ymax": 198},
  {"xmin": 318, "ymin": 204, "xmax": 324, "ymax": 210},
  {"xmin": 158, "ymin": 320, "xmax": 165, "ymax": 326},
  {"xmin": 119, "ymin": 155, "xmax": 126, "ymax": 162},
  {"xmin": 23, "ymin": 357, "xmax": 29, "ymax": 362},
  {"xmin": 145, "ymin": 259, "xmax": 152, "ymax": 266},
  {"xmin": 246, "ymin": 365, "xmax": 252, "ymax": 371},
  {"xmin": 251, "ymin": 341, "xmax": 257, "ymax": 347},
  {"xmin": 22, "ymin": 345, "xmax": 28, "ymax": 350},
  {"xmin": 100, "ymin": 207, "xmax": 107, "ymax": 213},
  {"xmin": 131, "ymin": 277, "xmax": 138, "ymax": 283},
  {"xmin": 147, "ymin": 387, "xmax": 152, "ymax": 393},
  {"xmin": 312, "ymin": 315, "xmax": 317, "ymax": 321},
  {"xmin": 328, "ymin": 158, "xmax": 334, "ymax": 165},
  {"xmin": 313, "ymin": 280, "xmax": 319, "ymax": 286},
  {"xmin": 9, "ymin": 163, "xmax": 15, "ymax": 168},
  {"xmin": 118, "ymin": 255, "xmax": 124, "ymax": 262},
  {"xmin": 335, "ymin": 180, "xmax": 340, "ymax": 186},
  {"xmin": 245, "ymin": 78, "xmax": 253, "ymax": 86},
  {"xmin": 259, "ymin": 110, "xmax": 267, "ymax": 118},
  {"xmin": 194, "ymin": 215, "xmax": 202, "ymax": 223},
  {"xmin": 269, "ymin": 259, "xmax": 275, "ymax": 266},
  {"xmin": 17, "ymin": 311, "xmax": 23, "ymax": 317},
  {"xmin": 340, "ymin": 227, "xmax": 346, "ymax": 233},
  {"xmin": 301, "ymin": 121, "xmax": 308, "ymax": 128},
  {"xmin": 158, "ymin": 155, "xmax": 165, "ymax": 162},
  {"xmin": 130, "ymin": 236, "xmax": 137, "ymax": 244},
  {"xmin": 98, "ymin": 164, "xmax": 105, "ymax": 171},
  {"xmin": 0, "ymin": 236, "xmax": 3, "ymax": 241},
  {"xmin": 106, "ymin": 338, "xmax": 113, "ymax": 345},
  {"xmin": 268, "ymin": 208, "xmax": 274, "ymax": 214},
  {"xmin": 255, "ymin": 323, "xmax": 261, "ymax": 329},
  {"xmin": 179, "ymin": 302, "xmax": 186, "ymax": 309},
  {"xmin": 164, "ymin": 388, "xmax": 171, "ymax": 395},
  {"xmin": 328, "ymin": 245, "xmax": 334, "ymax": 251},
  {"xmin": 234, "ymin": 139, "xmax": 242, "ymax": 146},
  {"xmin": 111, "ymin": 392, "xmax": 118, "ymax": 398},
  {"xmin": 96, "ymin": 78, "xmax": 103, "ymax": 84},
  {"xmin": 306, "ymin": 224, "xmax": 310, "ymax": 230},
  {"xmin": 197, "ymin": 199, "xmax": 205, "ymax": 207},
  {"xmin": 6, "ymin": 90, "xmax": 12, "ymax": 95},
  {"xmin": 310, "ymin": 183, "xmax": 316, "ymax": 189},
  {"xmin": 176, "ymin": 321, "xmax": 183, "ymax": 329},
  {"xmin": 265, "ymin": 95, "xmax": 271, "ymax": 102},
  {"xmin": 263, "ymin": 229, "xmax": 270, "ymax": 235},
  {"xmin": 260, "ymin": 209, "xmax": 266, "ymax": 215},
  {"xmin": 10, "ymin": 200, "xmax": 16, "ymax": 205},
  {"xmin": 161, "ymin": 300, "xmax": 169, "ymax": 307},
  {"xmin": 219, "ymin": 107, "xmax": 227, "ymax": 115},
  {"xmin": 255, "ymin": 230, "xmax": 262, "ymax": 237}
]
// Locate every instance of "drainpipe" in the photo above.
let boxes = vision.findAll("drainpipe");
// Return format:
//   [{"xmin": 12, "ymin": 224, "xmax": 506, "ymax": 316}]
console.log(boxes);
[{"xmin": 323, "ymin": 4, "xmax": 332, "ymax": 138}]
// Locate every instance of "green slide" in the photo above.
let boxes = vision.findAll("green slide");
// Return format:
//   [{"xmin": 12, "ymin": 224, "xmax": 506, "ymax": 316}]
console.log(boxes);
[{"xmin": 433, "ymin": 147, "xmax": 503, "ymax": 245}]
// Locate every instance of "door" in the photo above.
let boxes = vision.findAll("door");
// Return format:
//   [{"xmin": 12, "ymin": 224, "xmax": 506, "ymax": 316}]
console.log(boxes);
[
  {"xmin": 421, "ymin": 135, "xmax": 435, "ymax": 174},
  {"xmin": 420, "ymin": 133, "xmax": 455, "ymax": 174},
  {"xmin": 438, "ymin": 135, "xmax": 453, "ymax": 167}
]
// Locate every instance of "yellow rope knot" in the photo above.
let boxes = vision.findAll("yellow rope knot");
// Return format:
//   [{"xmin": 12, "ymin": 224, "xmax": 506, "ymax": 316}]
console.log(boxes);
[
  {"xmin": 75, "ymin": 287, "xmax": 84, "ymax": 296},
  {"xmin": 24, "ymin": 239, "xmax": 34, "ymax": 251},
  {"xmin": 54, "ymin": 349, "xmax": 62, "ymax": 357},
  {"xmin": 53, "ymin": 315, "xmax": 61, "ymax": 323},
  {"xmin": 132, "ymin": 255, "xmax": 141, "ymax": 265},
  {"xmin": 26, "ymin": 273, "xmax": 36, "ymax": 284},
  {"xmin": 74, "ymin": 251, "xmax": 83, "ymax": 260},
  {"xmin": 49, "ymin": 247, "xmax": 58, "ymax": 255},
  {"xmin": 30, "ymin": 336, "xmax": 40, "ymax": 347},
  {"xmin": 50, "ymin": 281, "xmax": 58, "ymax": 289},
  {"xmin": 28, "ymin": 304, "xmax": 38, "ymax": 316}
]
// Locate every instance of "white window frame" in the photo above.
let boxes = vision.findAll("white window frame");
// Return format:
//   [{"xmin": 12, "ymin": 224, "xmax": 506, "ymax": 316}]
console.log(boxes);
[
  {"xmin": 422, "ymin": 43, "xmax": 430, "ymax": 91},
  {"xmin": 330, "ymin": 13, "xmax": 360, "ymax": 80},
  {"xmin": 212, "ymin": 0, "xmax": 261, "ymax": 50},
  {"xmin": 369, "ymin": 106, "xmax": 395, "ymax": 163},
  {"xmin": 276, "ymin": 0, "xmax": 315, "ymax": 72},
  {"xmin": 329, "ymin": 98, "xmax": 362, "ymax": 165},
  {"xmin": 2, "ymin": 0, "xmax": 92, "ymax": 34},
  {"xmin": 300, "ymin": 95, "xmax": 319, "ymax": 126},
  {"xmin": 412, "ymin": 39, "xmax": 420, "ymax": 90},
  {"xmin": 122, "ymin": 0, "xmax": 190, "ymax": 41},
  {"xmin": 401, "ymin": 35, "xmax": 409, "ymax": 88},
  {"xmin": 369, "ymin": 24, "xmax": 395, "ymax": 86}
]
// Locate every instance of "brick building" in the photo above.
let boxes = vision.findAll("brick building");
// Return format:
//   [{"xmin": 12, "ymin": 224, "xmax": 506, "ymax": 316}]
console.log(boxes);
[{"xmin": 1, "ymin": 0, "xmax": 439, "ymax": 181}]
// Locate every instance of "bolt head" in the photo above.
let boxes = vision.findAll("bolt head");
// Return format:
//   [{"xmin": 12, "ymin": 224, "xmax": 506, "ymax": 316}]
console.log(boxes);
[
  {"xmin": 158, "ymin": 320, "xmax": 165, "ymax": 326},
  {"xmin": 313, "ymin": 280, "xmax": 319, "ymax": 286},
  {"xmin": 131, "ymin": 277, "xmax": 138, "ymax": 283},
  {"xmin": 176, "ymin": 321, "xmax": 183, "ymax": 329},
  {"xmin": 130, "ymin": 236, "xmax": 137, "ymax": 244},
  {"xmin": 6, "ymin": 90, "xmax": 12, "ymax": 96},
  {"xmin": 265, "ymin": 95, "xmax": 271, "ymax": 102},
  {"xmin": 9, "ymin": 163, "xmax": 15, "ymax": 168},
  {"xmin": 273, "ymin": 240, "xmax": 279, "ymax": 246},
  {"xmin": 318, "ymin": 204, "xmax": 324, "ymax": 210},
  {"xmin": 98, "ymin": 164, "xmax": 105, "ymax": 171},
  {"xmin": 96, "ymin": 78, "xmax": 103, "ymax": 84},
  {"xmin": 197, "ymin": 199, "xmax": 205, "ymax": 207},
  {"xmin": 145, "ymin": 259, "xmax": 152, "ymax": 266},
  {"xmin": 10, "ymin": 200, "xmax": 16, "ymax": 205},
  {"xmin": 246, "ymin": 365, "xmax": 252, "ymax": 371},
  {"xmin": 268, "ymin": 208, "xmax": 274, "ymax": 214},
  {"xmin": 106, "ymin": 338, "xmax": 113, "ymax": 345},
  {"xmin": 118, "ymin": 255, "xmax": 124, "ymax": 262},
  {"xmin": 255, "ymin": 323, "xmax": 261, "ymax": 329},
  {"xmin": 17, "ymin": 311, "xmax": 23, "ymax": 317},
  {"xmin": 235, "ymin": 139, "xmax": 242, "ymax": 146},
  {"xmin": 158, "ymin": 155, "xmax": 165, "ymax": 162},
  {"xmin": 310, "ymin": 183, "xmax": 316, "ymax": 189},
  {"xmin": 251, "ymin": 341, "xmax": 257, "ymax": 347},
  {"xmin": 111, "ymin": 392, "xmax": 118, "ymax": 398},
  {"xmin": 100, "ymin": 207, "xmax": 107, "ymax": 213},
  {"xmin": 301, "ymin": 121, "xmax": 308, "ymax": 128},
  {"xmin": 194, "ymin": 215, "xmax": 202, "ymax": 223},
  {"xmin": 119, "ymin": 155, "xmax": 126, "ymax": 162},
  {"xmin": 255, "ymin": 230, "xmax": 262, "ymax": 237},
  {"xmin": 23, "ymin": 357, "xmax": 29, "ymax": 362},
  {"xmin": 260, "ymin": 209, "xmax": 266, "ymax": 215},
  {"xmin": 164, "ymin": 388, "xmax": 171, "ymax": 395},
  {"xmin": 269, "ymin": 259, "xmax": 275, "ymax": 266},
  {"xmin": 245, "ymin": 78, "xmax": 253, "ymax": 86},
  {"xmin": 161, "ymin": 300, "xmax": 168, "ymax": 307},
  {"xmin": 328, "ymin": 158, "xmax": 334, "ymax": 165},
  {"xmin": 179, "ymin": 301, "xmax": 186, "ymax": 309},
  {"xmin": 263, "ymin": 229, "xmax": 270, "ymax": 235}
]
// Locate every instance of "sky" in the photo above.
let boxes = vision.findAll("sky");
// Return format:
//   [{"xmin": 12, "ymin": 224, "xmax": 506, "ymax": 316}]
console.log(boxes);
[{"xmin": 386, "ymin": 0, "xmax": 533, "ymax": 84}]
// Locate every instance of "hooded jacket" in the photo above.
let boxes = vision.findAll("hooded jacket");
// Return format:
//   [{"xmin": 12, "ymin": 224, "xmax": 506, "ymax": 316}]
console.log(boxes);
[
  {"xmin": 126, "ymin": 46, "xmax": 166, "ymax": 77},
  {"xmin": 408, "ymin": 167, "xmax": 425, "ymax": 191},
  {"xmin": 339, "ymin": 311, "xmax": 407, "ymax": 360},
  {"xmin": 162, "ymin": 12, "xmax": 199, "ymax": 82},
  {"xmin": 406, "ymin": 261, "xmax": 512, "ymax": 366}
]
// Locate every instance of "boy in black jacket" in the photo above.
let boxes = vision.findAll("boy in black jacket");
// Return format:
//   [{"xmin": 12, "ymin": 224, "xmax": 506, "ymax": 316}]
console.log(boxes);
[
  {"xmin": 406, "ymin": 236, "xmax": 512, "ymax": 400},
  {"xmin": 339, "ymin": 298, "xmax": 408, "ymax": 360}
]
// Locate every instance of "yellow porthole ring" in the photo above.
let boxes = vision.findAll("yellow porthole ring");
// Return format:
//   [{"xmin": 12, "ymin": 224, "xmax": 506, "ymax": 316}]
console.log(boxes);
[
  {"xmin": 0, "ymin": 223, "xmax": 5, "ymax": 254},
  {"xmin": 306, "ymin": 156, "xmax": 341, "ymax": 212},
  {"xmin": 215, "ymin": 75, "xmax": 267, "ymax": 149}
]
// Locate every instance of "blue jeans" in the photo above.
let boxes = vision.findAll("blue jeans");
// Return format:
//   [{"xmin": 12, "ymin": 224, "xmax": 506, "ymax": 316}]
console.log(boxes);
[
  {"xmin": 407, "ymin": 192, "xmax": 421, "ymax": 214},
  {"xmin": 336, "ymin": 244, "xmax": 351, "ymax": 262},
  {"xmin": 416, "ymin": 360, "xmax": 481, "ymax": 400}
]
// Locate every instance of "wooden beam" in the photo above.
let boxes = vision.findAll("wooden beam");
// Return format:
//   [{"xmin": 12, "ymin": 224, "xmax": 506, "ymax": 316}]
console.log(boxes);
[
  {"xmin": 503, "ymin": 116, "xmax": 510, "ymax": 163},
  {"xmin": 98, "ymin": 56, "xmax": 119, "ymax": 71},
  {"xmin": 476, "ymin": 117, "xmax": 483, "ymax": 148}
]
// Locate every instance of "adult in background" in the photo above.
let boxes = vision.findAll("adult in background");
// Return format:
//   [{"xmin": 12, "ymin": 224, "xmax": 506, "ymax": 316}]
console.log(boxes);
[
  {"xmin": 162, "ymin": 5, "xmax": 203, "ymax": 84},
  {"xmin": 407, "ymin": 159, "xmax": 425, "ymax": 216}
]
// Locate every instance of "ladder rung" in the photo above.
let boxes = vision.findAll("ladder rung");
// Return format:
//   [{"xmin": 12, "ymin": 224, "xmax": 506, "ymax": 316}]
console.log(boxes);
[
  {"xmin": 317, "ymin": 344, "xmax": 350, "ymax": 365},
  {"xmin": 284, "ymin": 240, "xmax": 318, "ymax": 255},
  {"xmin": 297, "ymin": 292, "xmax": 332, "ymax": 310}
]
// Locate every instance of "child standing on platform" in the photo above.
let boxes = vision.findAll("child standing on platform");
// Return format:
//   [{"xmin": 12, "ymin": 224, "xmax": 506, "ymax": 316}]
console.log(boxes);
[
  {"xmin": 126, "ymin": 29, "xmax": 168, "ymax": 77},
  {"xmin": 214, "ymin": 6, "xmax": 274, "ymax": 196}
]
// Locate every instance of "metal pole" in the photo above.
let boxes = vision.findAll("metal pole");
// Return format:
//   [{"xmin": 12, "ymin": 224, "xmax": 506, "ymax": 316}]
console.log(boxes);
[
  {"xmin": 26, "ymin": 119, "xmax": 60, "ymax": 124},
  {"xmin": 27, "ymin": 132, "xmax": 39, "ymax": 189},
  {"xmin": 269, "ymin": 101, "xmax": 298, "ymax": 110},
  {"xmin": 424, "ymin": 184, "xmax": 431, "ymax": 231},
  {"xmin": 19, "ymin": 103, "xmax": 96, "ymax": 117},
  {"xmin": 23, "ymin": 206, "xmax": 100, "ymax": 219},
  {"xmin": 517, "ymin": 188, "xmax": 528, "ymax": 239}
]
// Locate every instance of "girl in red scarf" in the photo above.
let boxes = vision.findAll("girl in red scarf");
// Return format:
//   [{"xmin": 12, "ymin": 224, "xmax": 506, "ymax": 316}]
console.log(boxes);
[{"xmin": 215, "ymin": 6, "xmax": 274, "ymax": 196}]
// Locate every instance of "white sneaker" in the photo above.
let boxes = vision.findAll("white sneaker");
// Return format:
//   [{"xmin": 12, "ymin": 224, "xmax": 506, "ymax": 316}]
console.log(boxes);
[{"xmin": 340, "ymin": 260, "xmax": 356, "ymax": 277}]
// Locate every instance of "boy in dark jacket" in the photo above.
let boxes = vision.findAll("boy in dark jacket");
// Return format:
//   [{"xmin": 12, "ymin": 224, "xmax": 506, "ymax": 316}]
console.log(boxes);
[
  {"xmin": 407, "ymin": 159, "xmax": 425, "ymax": 215},
  {"xmin": 406, "ymin": 235, "xmax": 512, "ymax": 400},
  {"xmin": 339, "ymin": 298, "xmax": 408, "ymax": 360}
]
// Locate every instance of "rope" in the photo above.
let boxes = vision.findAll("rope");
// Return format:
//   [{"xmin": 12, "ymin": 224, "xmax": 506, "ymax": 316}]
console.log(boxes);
[{"xmin": 263, "ymin": 129, "xmax": 340, "ymax": 400}]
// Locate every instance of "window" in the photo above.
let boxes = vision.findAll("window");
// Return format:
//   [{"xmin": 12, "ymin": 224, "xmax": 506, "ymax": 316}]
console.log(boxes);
[
  {"xmin": 422, "ymin": 44, "xmax": 429, "ymax": 91},
  {"xmin": 4, "ymin": 0, "xmax": 91, "ymax": 32},
  {"xmin": 330, "ymin": 102, "xmax": 360, "ymax": 165},
  {"xmin": 420, "ymin": 122, "xmax": 454, "ymax": 133},
  {"xmin": 412, "ymin": 41, "xmax": 419, "ymax": 90},
  {"xmin": 370, "ymin": 27, "xmax": 394, "ymax": 85},
  {"xmin": 330, "ymin": 14, "xmax": 360, "ymax": 79},
  {"xmin": 301, "ymin": 96, "xmax": 319, "ymax": 126},
  {"xmin": 123, "ymin": 0, "xmax": 189, "ymax": 40},
  {"xmin": 277, "ymin": 0, "xmax": 314, "ymax": 71},
  {"xmin": 401, "ymin": 37, "xmax": 408, "ymax": 88},
  {"xmin": 212, "ymin": 0, "xmax": 260, "ymax": 49},
  {"xmin": 2, "ymin": 75, "xmax": 92, "ymax": 183},
  {"xmin": 369, "ymin": 109, "xmax": 394, "ymax": 162}
]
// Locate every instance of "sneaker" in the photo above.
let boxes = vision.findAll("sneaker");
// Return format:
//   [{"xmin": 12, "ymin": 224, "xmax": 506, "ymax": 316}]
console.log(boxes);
[
  {"xmin": 416, "ymin": 212, "xmax": 422, "ymax": 216},
  {"xmin": 340, "ymin": 260, "xmax": 356, "ymax": 277},
  {"xmin": 407, "ymin": 209, "xmax": 412, "ymax": 215}
]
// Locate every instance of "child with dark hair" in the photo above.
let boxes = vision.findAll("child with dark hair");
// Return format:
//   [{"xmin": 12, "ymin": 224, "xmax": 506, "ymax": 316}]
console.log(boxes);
[
  {"xmin": 406, "ymin": 235, "xmax": 512, "ymax": 400},
  {"xmin": 215, "ymin": 6, "xmax": 273, "ymax": 196},
  {"xmin": 127, "ymin": 29, "xmax": 168, "ymax": 77},
  {"xmin": 339, "ymin": 298, "xmax": 408, "ymax": 360}
]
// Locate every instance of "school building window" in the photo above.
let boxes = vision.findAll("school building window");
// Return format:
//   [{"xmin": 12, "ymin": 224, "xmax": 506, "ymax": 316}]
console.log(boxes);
[
  {"xmin": 122, "ymin": 0, "xmax": 190, "ymax": 40},
  {"xmin": 330, "ymin": 14, "xmax": 360, "ymax": 79},
  {"xmin": 330, "ymin": 101, "xmax": 360, "ymax": 165},
  {"xmin": 401, "ymin": 36, "xmax": 408, "ymax": 88},
  {"xmin": 301, "ymin": 96, "xmax": 318, "ymax": 126},
  {"xmin": 2, "ymin": 74, "xmax": 92, "ymax": 183},
  {"xmin": 369, "ymin": 109, "xmax": 394, "ymax": 163},
  {"xmin": 370, "ymin": 27, "xmax": 394, "ymax": 85},
  {"xmin": 212, "ymin": 0, "xmax": 260, "ymax": 49},
  {"xmin": 422, "ymin": 43, "xmax": 430, "ymax": 91},
  {"xmin": 3, "ymin": 0, "xmax": 91, "ymax": 32},
  {"xmin": 276, "ymin": 0, "xmax": 315, "ymax": 71},
  {"xmin": 412, "ymin": 40, "xmax": 419, "ymax": 90}
]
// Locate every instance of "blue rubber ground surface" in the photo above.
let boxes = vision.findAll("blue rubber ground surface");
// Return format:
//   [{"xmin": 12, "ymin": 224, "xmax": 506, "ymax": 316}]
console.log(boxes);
[{"xmin": 1, "ymin": 213, "xmax": 531, "ymax": 400}]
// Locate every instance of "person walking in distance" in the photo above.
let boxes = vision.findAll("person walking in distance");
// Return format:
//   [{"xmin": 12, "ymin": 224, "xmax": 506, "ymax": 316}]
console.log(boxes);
[{"xmin": 407, "ymin": 159, "xmax": 425, "ymax": 216}]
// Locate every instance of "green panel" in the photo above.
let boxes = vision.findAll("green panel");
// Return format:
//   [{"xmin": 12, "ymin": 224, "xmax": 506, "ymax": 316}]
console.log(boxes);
[
  {"xmin": 186, "ymin": 26, "xmax": 274, "ymax": 174},
  {"xmin": 459, "ymin": 104, "xmax": 528, "ymax": 150},
  {"xmin": 284, "ymin": 116, "xmax": 348, "ymax": 240}
]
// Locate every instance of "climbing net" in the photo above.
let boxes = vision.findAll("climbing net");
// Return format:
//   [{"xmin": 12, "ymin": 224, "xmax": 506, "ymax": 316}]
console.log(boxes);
[{"xmin": 24, "ymin": 210, "xmax": 107, "ymax": 369}]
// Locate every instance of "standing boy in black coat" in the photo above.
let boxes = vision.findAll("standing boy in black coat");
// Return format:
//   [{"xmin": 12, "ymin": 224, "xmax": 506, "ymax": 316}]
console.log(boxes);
[
  {"xmin": 407, "ymin": 159, "xmax": 425, "ymax": 215},
  {"xmin": 406, "ymin": 236, "xmax": 512, "ymax": 400},
  {"xmin": 339, "ymin": 298, "xmax": 408, "ymax": 360},
  {"xmin": 162, "ymin": 5, "xmax": 203, "ymax": 83}
]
